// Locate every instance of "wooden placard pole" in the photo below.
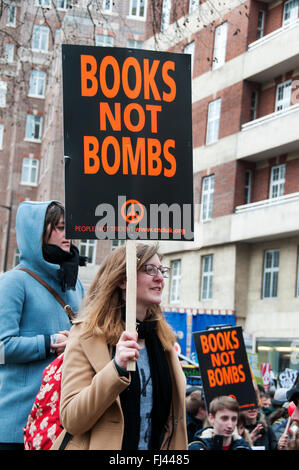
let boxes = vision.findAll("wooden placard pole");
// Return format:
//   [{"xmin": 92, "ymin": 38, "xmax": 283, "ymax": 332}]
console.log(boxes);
[{"xmin": 126, "ymin": 239, "xmax": 137, "ymax": 371}]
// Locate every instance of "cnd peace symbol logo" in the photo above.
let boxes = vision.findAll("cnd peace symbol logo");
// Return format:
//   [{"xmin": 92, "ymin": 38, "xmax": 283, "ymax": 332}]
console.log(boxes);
[{"xmin": 121, "ymin": 199, "xmax": 144, "ymax": 224}]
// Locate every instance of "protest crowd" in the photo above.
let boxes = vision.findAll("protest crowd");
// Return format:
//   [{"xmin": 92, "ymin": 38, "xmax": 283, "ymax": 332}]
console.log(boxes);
[{"xmin": 0, "ymin": 200, "xmax": 299, "ymax": 452}]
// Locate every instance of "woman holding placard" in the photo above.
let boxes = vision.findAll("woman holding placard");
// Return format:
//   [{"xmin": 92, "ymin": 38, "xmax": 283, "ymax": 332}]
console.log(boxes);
[{"xmin": 51, "ymin": 243, "xmax": 187, "ymax": 450}]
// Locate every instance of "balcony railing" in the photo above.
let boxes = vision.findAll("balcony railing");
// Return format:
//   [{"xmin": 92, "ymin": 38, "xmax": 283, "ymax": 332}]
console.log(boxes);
[
  {"xmin": 248, "ymin": 18, "xmax": 299, "ymax": 51},
  {"xmin": 241, "ymin": 103, "xmax": 299, "ymax": 132},
  {"xmin": 235, "ymin": 192, "xmax": 299, "ymax": 214}
]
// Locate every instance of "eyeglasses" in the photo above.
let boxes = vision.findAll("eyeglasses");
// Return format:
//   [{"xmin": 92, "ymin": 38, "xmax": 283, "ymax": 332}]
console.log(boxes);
[{"xmin": 143, "ymin": 264, "xmax": 170, "ymax": 278}]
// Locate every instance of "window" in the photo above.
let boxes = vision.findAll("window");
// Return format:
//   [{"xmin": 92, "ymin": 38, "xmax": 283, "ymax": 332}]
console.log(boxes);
[
  {"xmin": 206, "ymin": 98, "xmax": 221, "ymax": 145},
  {"xmin": 275, "ymin": 80, "xmax": 292, "ymax": 112},
  {"xmin": 28, "ymin": 70, "xmax": 46, "ymax": 98},
  {"xmin": 269, "ymin": 164, "xmax": 286, "ymax": 199},
  {"xmin": 257, "ymin": 10, "xmax": 265, "ymax": 39},
  {"xmin": 161, "ymin": 0, "xmax": 171, "ymax": 32},
  {"xmin": 7, "ymin": 5, "xmax": 16, "ymax": 27},
  {"xmin": 263, "ymin": 249, "xmax": 279, "ymax": 298},
  {"xmin": 5, "ymin": 43, "xmax": 14, "ymax": 63},
  {"xmin": 283, "ymin": 0, "xmax": 299, "ymax": 25},
  {"xmin": 250, "ymin": 90, "xmax": 258, "ymax": 121},
  {"xmin": 103, "ymin": 0, "xmax": 112, "ymax": 11},
  {"xmin": 0, "ymin": 124, "xmax": 4, "ymax": 149},
  {"xmin": 57, "ymin": 0, "xmax": 73, "ymax": 9},
  {"xmin": 32, "ymin": 25, "xmax": 49, "ymax": 51},
  {"xmin": 201, "ymin": 254, "xmax": 213, "ymax": 300},
  {"xmin": 25, "ymin": 114, "xmax": 43, "ymax": 141},
  {"xmin": 189, "ymin": 0, "xmax": 197, "ymax": 14},
  {"xmin": 79, "ymin": 239, "xmax": 96, "ymax": 264},
  {"xmin": 244, "ymin": 169, "xmax": 252, "ymax": 204},
  {"xmin": 184, "ymin": 41, "xmax": 195, "ymax": 76},
  {"xmin": 297, "ymin": 251, "xmax": 299, "ymax": 297},
  {"xmin": 0, "ymin": 81, "xmax": 7, "ymax": 108},
  {"xmin": 35, "ymin": 0, "xmax": 51, "ymax": 7},
  {"xmin": 170, "ymin": 260, "xmax": 181, "ymax": 303},
  {"xmin": 111, "ymin": 240, "xmax": 125, "ymax": 250},
  {"xmin": 96, "ymin": 34, "xmax": 114, "ymax": 47},
  {"xmin": 21, "ymin": 156, "xmax": 39, "ymax": 185},
  {"xmin": 130, "ymin": 0, "xmax": 146, "ymax": 18},
  {"xmin": 127, "ymin": 39, "xmax": 143, "ymax": 49},
  {"xmin": 212, "ymin": 22, "xmax": 228, "ymax": 70},
  {"xmin": 201, "ymin": 174, "xmax": 214, "ymax": 222}
]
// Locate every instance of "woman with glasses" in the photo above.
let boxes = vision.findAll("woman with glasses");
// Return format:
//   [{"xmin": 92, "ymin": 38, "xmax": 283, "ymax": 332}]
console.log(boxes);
[{"xmin": 52, "ymin": 243, "xmax": 187, "ymax": 450}]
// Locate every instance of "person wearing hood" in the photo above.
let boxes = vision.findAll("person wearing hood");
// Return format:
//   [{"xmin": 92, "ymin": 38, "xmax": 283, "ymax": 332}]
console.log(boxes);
[{"xmin": 0, "ymin": 201, "xmax": 85, "ymax": 450}]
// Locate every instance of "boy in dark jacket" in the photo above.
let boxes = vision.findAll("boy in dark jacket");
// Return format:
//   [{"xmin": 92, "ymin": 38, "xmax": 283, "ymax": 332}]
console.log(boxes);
[{"xmin": 189, "ymin": 396, "xmax": 251, "ymax": 450}]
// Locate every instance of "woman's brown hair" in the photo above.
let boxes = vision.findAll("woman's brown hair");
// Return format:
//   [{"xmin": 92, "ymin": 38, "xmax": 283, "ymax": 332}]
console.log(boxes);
[
  {"xmin": 42, "ymin": 201, "xmax": 64, "ymax": 244},
  {"xmin": 79, "ymin": 243, "xmax": 175, "ymax": 350}
]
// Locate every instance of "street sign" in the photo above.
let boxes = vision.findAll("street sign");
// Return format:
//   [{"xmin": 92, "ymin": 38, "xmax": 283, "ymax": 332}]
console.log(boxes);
[
  {"xmin": 62, "ymin": 44, "xmax": 193, "ymax": 241},
  {"xmin": 193, "ymin": 326, "xmax": 258, "ymax": 411}
]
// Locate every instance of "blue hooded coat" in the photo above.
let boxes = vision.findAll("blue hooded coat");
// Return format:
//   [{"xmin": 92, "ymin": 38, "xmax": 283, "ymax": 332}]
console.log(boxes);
[{"xmin": 0, "ymin": 201, "xmax": 84, "ymax": 443}]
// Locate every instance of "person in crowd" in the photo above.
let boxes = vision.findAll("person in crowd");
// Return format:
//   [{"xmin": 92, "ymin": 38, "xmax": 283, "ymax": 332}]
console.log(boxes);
[
  {"xmin": 0, "ymin": 201, "xmax": 85, "ymax": 450},
  {"xmin": 277, "ymin": 381, "xmax": 299, "ymax": 450},
  {"xmin": 51, "ymin": 243, "xmax": 187, "ymax": 450},
  {"xmin": 260, "ymin": 391, "xmax": 275, "ymax": 421},
  {"xmin": 237, "ymin": 412, "xmax": 253, "ymax": 448},
  {"xmin": 185, "ymin": 389, "xmax": 208, "ymax": 443},
  {"xmin": 188, "ymin": 396, "xmax": 251, "ymax": 450},
  {"xmin": 269, "ymin": 388, "xmax": 289, "ymax": 441},
  {"xmin": 243, "ymin": 405, "xmax": 277, "ymax": 450}
]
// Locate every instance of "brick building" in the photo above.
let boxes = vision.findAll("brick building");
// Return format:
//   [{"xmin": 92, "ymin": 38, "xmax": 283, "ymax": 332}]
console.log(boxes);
[
  {"xmin": 0, "ymin": 0, "xmax": 147, "ymax": 288},
  {"xmin": 1, "ymin": 0, "xmax": 299, "ymax": 378},
  {"xmin": 143, "ymin": 0, "xmax": 299, "ymax": 377}
]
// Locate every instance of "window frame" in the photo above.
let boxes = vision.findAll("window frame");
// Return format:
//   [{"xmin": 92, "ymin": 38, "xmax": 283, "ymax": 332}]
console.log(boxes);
[
  {"xmin": 201, "ymin": 254, "xmax": 213, "ymax": 300},
  {"xmin": 201, "ymin": 174, "xmax": 215, "ymax": 222},
  {"xmin": 275, "ymin": 80, "xmax": 292, "ymax": 112},
  {"xmin": 169, "ymin": 259, "xmax": 181, "ymax": 304},
  {"xmin": 21, "ymin": 156, "xmax": 39, "ymax": 186},
  {"xmin": 161, "ymin": 0, "xmax": 171, "ymax": 32},
  {"xmin": 283, "ymin": 0, "xmax": 299, "ymax": 26},
  {"xmin": 28, "ymin": 70, "xmax": 46, "ymax": 98},
  {"xmin": 244, "ymin": 169, "xmax": 252, "ymax": 205},
  {"xmin": 7, "ymin": 5, "xmax": 17, "ymax": 27},
  {"xmin": 269, "ymin": 164, "xmax": 286, "ymax": 199},
  {"xmin": 206, "ymin": 98, "xmax": 221, "ymax": 145},
  {"xmin": 257, "ymin": 10, "xmax": 265, "ymax": 39},
  {"xmin": 212, "ymin": 22, "xmax": 228, "ymax": 70},
  {"xmin": 32, "ymin": 25, "xmax": 50, "ymax": 52},
  {"xmin": 0, "ymin": 124, "xmax": 4, "ymax": 150},
  {"xmin": 0, "ymin": 81, "xmax": 7, "ymax": 108},
  {"xmin": 184, "ymin": 41, "xmax": 195, "ymax": 76},
  {"xmin": 129, "ymin": 0, "xmax": 147, "ymax": 19},
  {"xmin": 95, "ymin": 34, "xmax": 114, "ymax": 47},
  {"xmin": 79, "ymin": 239, "xmax": 97, "ymax": 265},
  {"xmin": 25, "ymin": 114, "xmax": 43, "ymax": 142},
  {"xmin": 262, "ymin": 249, "xmax": 280, "ymax": 299}
]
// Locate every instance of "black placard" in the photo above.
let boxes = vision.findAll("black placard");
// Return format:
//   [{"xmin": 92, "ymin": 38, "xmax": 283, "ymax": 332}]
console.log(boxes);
[
  {"xmin": 193, "ymin": 326, "xmax": 258, "ymax": 411},
  {"xmin": 62, "ymin": 44, "xmax": 193, "ymax": 241}
]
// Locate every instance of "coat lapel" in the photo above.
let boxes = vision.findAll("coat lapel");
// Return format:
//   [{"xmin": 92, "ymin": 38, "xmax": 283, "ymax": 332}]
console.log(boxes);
[{"xmin": 80, "ymin": 332, "xmax": 112, "ymax": 373}]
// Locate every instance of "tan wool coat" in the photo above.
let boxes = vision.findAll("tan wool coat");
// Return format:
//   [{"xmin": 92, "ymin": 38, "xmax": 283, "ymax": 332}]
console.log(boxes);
[{"xmin": 51, "ymin": 321, "xmax": 188, "ymax": 450}]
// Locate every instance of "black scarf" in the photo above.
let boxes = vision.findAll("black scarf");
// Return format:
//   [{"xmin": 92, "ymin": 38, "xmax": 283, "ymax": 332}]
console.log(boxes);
[
  {"xmin": 42, "ymin": 244, "xmax": 87, "ymax": 291},
  {"xmin": 120, "ymin": 316, "xmax": 172, "ymax": 450}
]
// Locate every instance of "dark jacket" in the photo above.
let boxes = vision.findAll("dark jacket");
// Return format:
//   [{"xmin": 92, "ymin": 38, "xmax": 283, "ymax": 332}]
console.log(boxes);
[
  {"xmin": 186, "ymin": 413, "xmax": 204, "ymax": 443},
  {"xmin": 188, "ymin": 426, "xmax": 251, "ymax": 450},
  {"xmin": 245, "ymin": 412, "xmax": 277, "ymax": 450}
]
